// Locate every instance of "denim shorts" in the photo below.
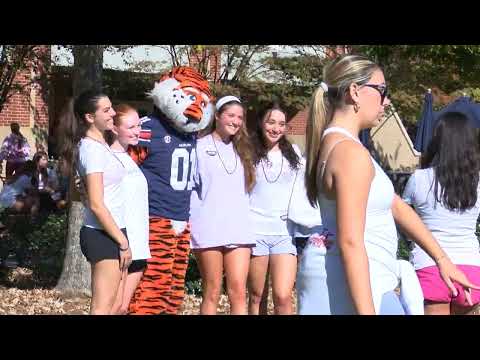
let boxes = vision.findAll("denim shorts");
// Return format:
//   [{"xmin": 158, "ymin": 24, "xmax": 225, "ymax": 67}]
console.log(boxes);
[{"xmin": 251, "ymin": 235, "xmax": 297, "ymax": 257}]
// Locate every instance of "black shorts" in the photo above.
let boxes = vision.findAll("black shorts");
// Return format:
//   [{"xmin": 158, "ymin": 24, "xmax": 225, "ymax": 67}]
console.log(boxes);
[
  {"xmin": 80, "ymin": 226, "xmax": 128, "ymax": 264},
  {"xmin": 294, "ymin": 237, "xmax": 309, "ymax": 256},
  {"xmin": 128, "ymin": 259, "xmax": 147, "ymax": 274}
]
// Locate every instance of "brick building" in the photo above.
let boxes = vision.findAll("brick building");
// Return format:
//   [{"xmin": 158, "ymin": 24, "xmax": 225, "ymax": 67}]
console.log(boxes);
[
  {"xmin": 0, "ymin": 45, "xmax": 334, "ymax": 161},
  {"xmin": 0, "ymin": 46, "xmax": 50, "ymax": 160},
  {"xmin": 286, "ymin": 109, "xmax": 308, "ymax": 152},
  {"xmin": 1, "ymin": 45, "xmax": 225, "ymax": 162},
  {"xmin": 284, "ymin": 46, "xmax": 351, "ymax": 153},
  {"xmin": 188, "ymin": 47, "xmax": 221, "ymax": 83}
]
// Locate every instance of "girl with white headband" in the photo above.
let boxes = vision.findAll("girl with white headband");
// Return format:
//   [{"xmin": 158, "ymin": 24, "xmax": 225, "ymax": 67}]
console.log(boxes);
[
  {"xmin": 190, "ymin": 95, "xmax": 256, "ymax": 314},
  {"xmin": 302, "ymin": 54, "xmax": 479, "ymax": 314}
]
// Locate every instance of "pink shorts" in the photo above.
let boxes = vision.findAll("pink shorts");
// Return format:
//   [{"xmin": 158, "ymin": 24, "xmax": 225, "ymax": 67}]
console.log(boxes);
[{"xmin": 416, "ymin": 265, "xmax": 480, "ymax": 307}]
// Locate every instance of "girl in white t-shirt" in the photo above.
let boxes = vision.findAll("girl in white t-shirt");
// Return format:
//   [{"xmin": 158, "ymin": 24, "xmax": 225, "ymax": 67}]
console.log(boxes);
[
  {"xmin": 107, "ymin": 104, "xmax": 150, "ymax": 315},
  {"xmin": 57, "ymin": 90, "xmax": 131, "ymax": 315},
  {"xmin": 403, "ymin": 112, "xmax": 480, "ymax": 315},
  {"xmin": 247, "ymin": 104, "xmax": 302, "ymax": 315}
]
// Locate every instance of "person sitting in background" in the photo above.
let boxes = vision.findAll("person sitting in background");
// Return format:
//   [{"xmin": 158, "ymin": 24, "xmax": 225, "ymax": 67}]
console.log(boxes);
[
  {"xmin": 53, "ymin": 157, "xmax": 69, "ymax": 210},
  {"xmin": 30, "ymin": 151, "xmax": 63, "ymax": 214},
  {"xmin": 0, "ymin": 122, "xmax": 31, "ymax": 180},
  {"xmin": 0, "ymin": 160, "xmax": 35, "ymax": 214}
]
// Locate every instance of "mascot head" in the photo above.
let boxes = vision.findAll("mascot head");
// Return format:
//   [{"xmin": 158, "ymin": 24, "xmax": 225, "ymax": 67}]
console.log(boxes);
[{"xmin": 148, "ymin": 66, "xmax": 214, "ymax": 133}]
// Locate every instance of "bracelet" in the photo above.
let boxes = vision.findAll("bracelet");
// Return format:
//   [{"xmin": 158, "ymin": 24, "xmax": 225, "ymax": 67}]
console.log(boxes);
[
  {"xmin": 119, "ymin": 245, "xmax": 129, "ymax": 251},
  {"xmin": 435, "ymin": 254, "xmax": 448, "ymax": 265}
]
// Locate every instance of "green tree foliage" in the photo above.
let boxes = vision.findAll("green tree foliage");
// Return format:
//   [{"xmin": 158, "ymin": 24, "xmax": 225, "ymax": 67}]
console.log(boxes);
[
  {"xmin": 0, "ymin": 212, "xmax": 67, "ymax": 287},
  {"xmin": 351, "ymin": 45, "xmax": 480, "ymax": 124},
  {"xmin": 0, "ymin": 45, "xmax": 48, "ymax": 113},
  {"xmin": 57, "ymin": 45, "xmax": 480, "ymax": 128}
]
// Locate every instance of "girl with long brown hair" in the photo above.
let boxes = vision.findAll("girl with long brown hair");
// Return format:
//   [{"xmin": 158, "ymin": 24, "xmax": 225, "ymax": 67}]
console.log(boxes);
[
  {"xmin": 190, "ymin": 95, "xmax": 256, "ymax": 314},
  {"xmin": 57, "ymin": 90, "xmax": 131, "ymax": 315},
  {"xmin": 247, "ymin": 103, "xmax": 301, "ymax": 315}
]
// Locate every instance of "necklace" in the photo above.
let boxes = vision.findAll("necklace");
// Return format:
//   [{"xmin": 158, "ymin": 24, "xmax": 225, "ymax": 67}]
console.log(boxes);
[
  {"xmin": 84, "ymin": 136, "xmax": 125, "ymax": 169},
  {"xmin": 261, "ymin": 152, "xmax": 283, "ymax": 183},
  {"xmin": 111, "ymin": 141, "xmax": 129, "ymax": 153},
  {"xmin": 86, "ymin": 135, "xmax": 108, "ymax": 146},
  {"xmin": 211, "ymin": 134, "xmax": 238, "ymax": 175}
]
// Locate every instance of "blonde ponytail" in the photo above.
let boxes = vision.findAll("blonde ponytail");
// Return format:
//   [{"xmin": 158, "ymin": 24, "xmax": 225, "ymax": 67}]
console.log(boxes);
[
  {"xmin": 304, "ymin": 54, "xmax": 380, "ymax": 207},
  {"xmin": 305, "ymin": 86, "xmax": 331, "ymax": 207}
]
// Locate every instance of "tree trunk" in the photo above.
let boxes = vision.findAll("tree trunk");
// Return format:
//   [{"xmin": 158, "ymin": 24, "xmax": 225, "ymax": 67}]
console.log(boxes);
[
  {"xmin": 55, "ymin": 45, "xmax": 104, "ymax": 297},
  {"xmin": 71, "ymin": 46, "xmax": 104, "ymax": 93},
  {"xmin": 55, "ymin": 199, "xmax": 90, "ymax": 297}
]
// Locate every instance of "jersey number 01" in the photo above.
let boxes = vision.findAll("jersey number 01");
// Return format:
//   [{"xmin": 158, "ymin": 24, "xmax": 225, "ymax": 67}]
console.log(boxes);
[{"xmin": 170, "ymin": 148, "xmax": 196, "ymax": 191}]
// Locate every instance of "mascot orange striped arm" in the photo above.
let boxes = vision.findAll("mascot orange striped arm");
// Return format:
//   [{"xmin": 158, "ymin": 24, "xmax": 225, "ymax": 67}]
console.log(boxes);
[{"xmin": 128, "ymin": 67, "xmax": 214, "ymax": 315}]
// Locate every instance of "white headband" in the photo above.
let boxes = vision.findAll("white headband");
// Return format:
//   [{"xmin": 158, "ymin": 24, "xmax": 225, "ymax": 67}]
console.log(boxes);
[
  {"xmin": 320, "ymin": 82, "xmax": 329, "ymax": 93},
  {"xmin": 216, "ymin": 95, "xmax": 241, "ymax": 111}
]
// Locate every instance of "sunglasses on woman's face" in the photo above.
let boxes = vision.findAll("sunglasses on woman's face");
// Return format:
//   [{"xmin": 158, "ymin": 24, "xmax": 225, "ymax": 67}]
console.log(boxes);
[{"xmin": 363, "ymin": 84, "xmax": 389, "ymax": 104}]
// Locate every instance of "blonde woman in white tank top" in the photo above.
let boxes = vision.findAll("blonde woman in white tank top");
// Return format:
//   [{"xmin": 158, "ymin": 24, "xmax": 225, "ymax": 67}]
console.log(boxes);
[{"xmin": 302, "ymin": 55, "xmax": 479, "ymax": 315}]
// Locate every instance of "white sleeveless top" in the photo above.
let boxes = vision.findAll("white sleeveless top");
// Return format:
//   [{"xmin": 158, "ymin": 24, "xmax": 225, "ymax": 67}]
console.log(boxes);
[{"xmin": 318, "ymin": 127, "xmax": 403, "ymax": 308}]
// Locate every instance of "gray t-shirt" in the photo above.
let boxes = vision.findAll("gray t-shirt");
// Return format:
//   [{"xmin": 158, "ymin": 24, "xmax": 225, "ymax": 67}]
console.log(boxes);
[
  {"xmin": 77, "ymin": 138, "xmax": 126, "ymax": 229},
  {"xmin": 402, "ymin": 168, "xmax": 480, "ymax": 269}
]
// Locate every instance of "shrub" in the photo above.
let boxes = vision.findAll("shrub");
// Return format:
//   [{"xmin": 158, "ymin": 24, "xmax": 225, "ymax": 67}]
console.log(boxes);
[
  {"xmin": 185, "ymin": 252, "xmax": 202, "ymax": 296},
  {"xmin": 0, "ymin": 211, "xmax": 67, "ymax": 287}
]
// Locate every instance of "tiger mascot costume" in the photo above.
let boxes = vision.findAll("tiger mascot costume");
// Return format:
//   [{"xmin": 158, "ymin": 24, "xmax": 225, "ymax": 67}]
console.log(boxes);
[{"xmin": 128, "ymin": 67, "xmax": 214, "ymax": 315}]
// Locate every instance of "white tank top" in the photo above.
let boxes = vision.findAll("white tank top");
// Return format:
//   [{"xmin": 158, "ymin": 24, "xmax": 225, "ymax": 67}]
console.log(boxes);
[{"xmin": 318, "ymin": 127, "xmax": 398, "ymax": 274}]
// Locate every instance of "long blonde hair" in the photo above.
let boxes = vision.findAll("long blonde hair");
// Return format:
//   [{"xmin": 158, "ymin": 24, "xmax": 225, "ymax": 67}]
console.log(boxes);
[{"xmin": 305, "ymin": 55, "xmax": 380, "ymax": 206}]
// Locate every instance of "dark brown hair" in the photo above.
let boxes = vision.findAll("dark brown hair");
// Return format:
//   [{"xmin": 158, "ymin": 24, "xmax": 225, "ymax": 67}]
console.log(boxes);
[
  {"xmin": 251, "ymin": 103, "xmax": 300, "ymax": 170},
  {"xmin": 421, "ymin": 111, "xmax": 480, "ymax": 211},
  {"xmin": 56, "ymin": 90, "xmax": 109, "ymax": 176},
  {"xmin": 31, "ymin": 150, "xmax": 49, "ymax": 189}
]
